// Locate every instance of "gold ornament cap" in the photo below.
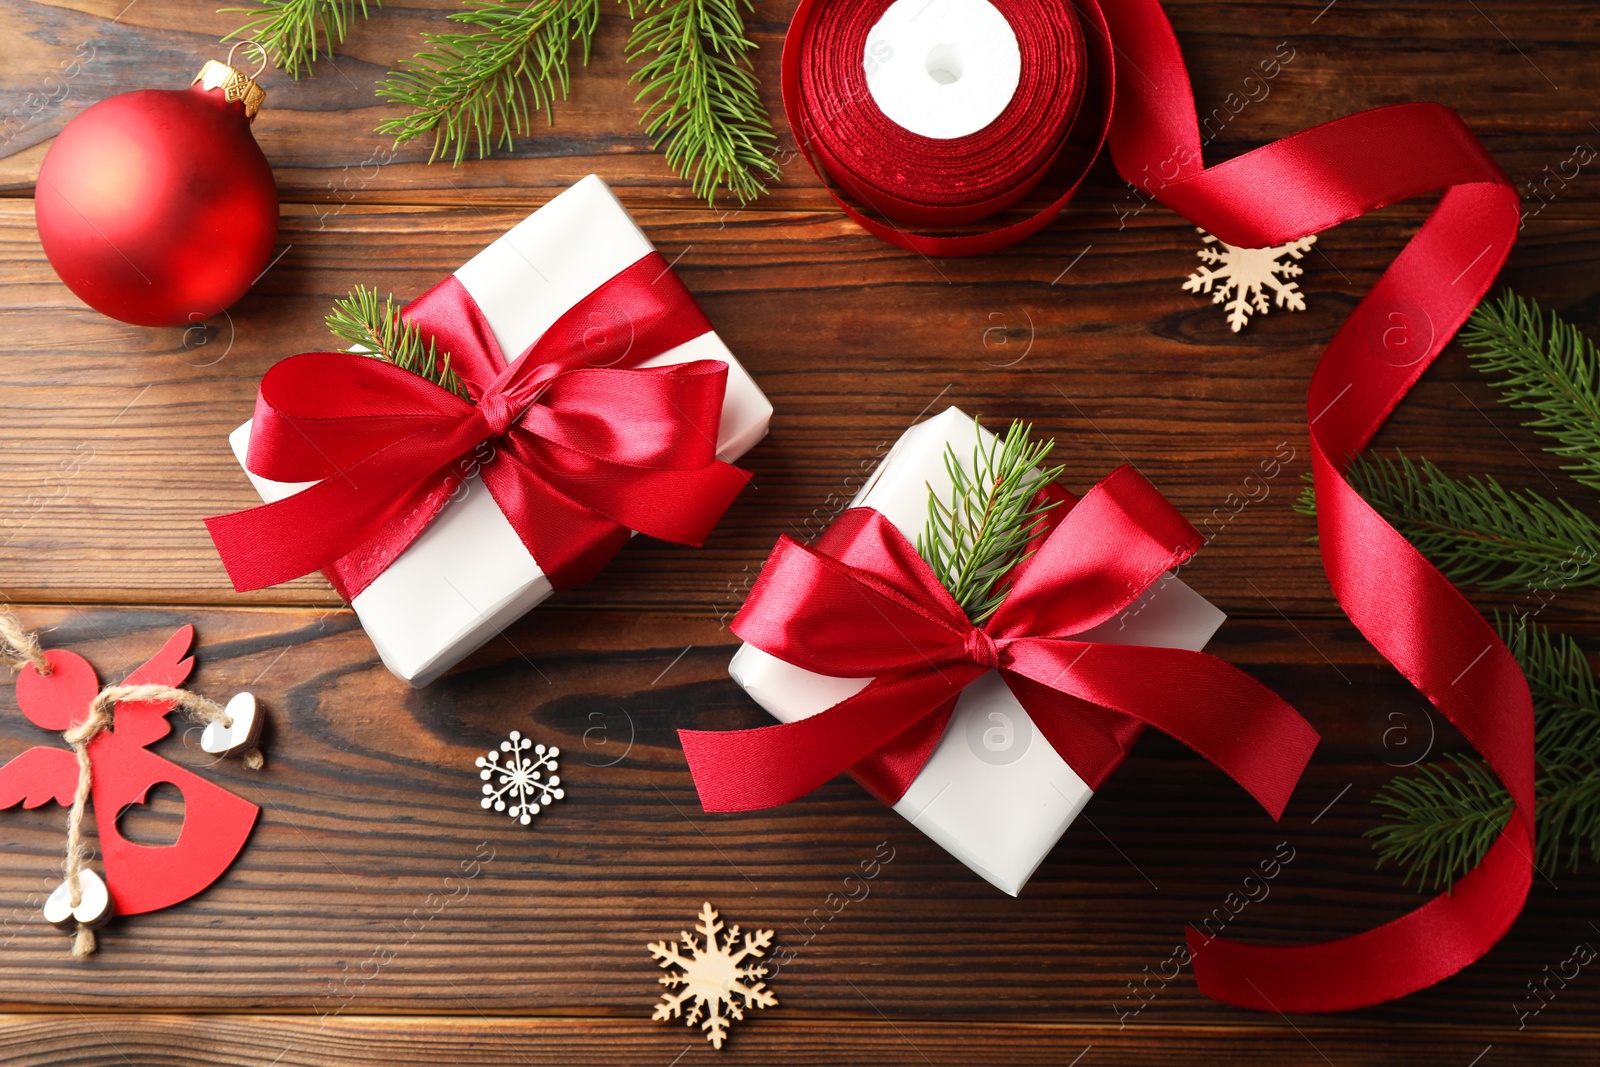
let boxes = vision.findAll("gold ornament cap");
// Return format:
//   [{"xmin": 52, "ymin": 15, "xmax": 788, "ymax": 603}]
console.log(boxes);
[{"xmin": 193, "ymin": 60, "xmax": 266, "ymax": 122}]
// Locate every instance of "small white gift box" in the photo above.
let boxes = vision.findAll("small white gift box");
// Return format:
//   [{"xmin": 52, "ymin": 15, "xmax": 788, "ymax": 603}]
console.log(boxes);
[
  {"xmin": 231, "ymin": 175, "xmax": 772, "ymax": 687},
  {"xmin": 728, "ymin": 407, "xmax": 1223, "ymax": 895}
]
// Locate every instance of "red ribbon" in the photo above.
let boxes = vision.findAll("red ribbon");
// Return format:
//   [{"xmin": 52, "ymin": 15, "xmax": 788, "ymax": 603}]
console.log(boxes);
[
  {"xmin": 683, "ymin": 466, "xmax": 1319, "ymax": 825},
  {"xmin": 783, "ymin": 0, "xmax": 1533, "ymax": 1012},
  {"xmin": 1101, "ymin": 0, "xmax": 1532, "ymax": 1014},
  {"xmin": 206, "ymin": 251, "xmax": 752, "ymax": 597},
  {"xmin": 784, "ymin": 0, "xmax": 1115, "ymax": 257}
]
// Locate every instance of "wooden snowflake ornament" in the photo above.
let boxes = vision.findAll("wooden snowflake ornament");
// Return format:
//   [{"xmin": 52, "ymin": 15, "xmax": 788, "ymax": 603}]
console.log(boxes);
[
  {"xmin": 649, "ymin": 902, "xmax": 778, "ymax": 1049},
  {"xmin": 1184, "ymin": 227, "xmax": 1316, "ymax": 332},
  {"xmin": 476, "ymin": 730, "xmax": 563, "ymax": 825}
]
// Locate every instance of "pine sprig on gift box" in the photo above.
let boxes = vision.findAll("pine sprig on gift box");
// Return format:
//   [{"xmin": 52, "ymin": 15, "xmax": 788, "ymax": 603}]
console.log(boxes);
[
  {"xmin": 624, "ymin": 0, "xmax": 779, "ymax": 205},
  {"xmin": 1366, "ymin": 617, "xmax": 1600, "ymax": 889},
  {"xmin": 326, "ymin": 286, "xmax": 470, "ymax": 399},
  {"xmin": 375, "ymin": 0, "xmax": 602, "ymax": 165},
  {"xmin": 918, "ymin": 421, "xmax": 1064, "ymax": 626},
  {"xmin": 1460, "ymin": 291, "xmax": 1600, "ymax": 492},
  {"xmin": 221, "ymin": 0, "xmax": 377, "ymax": 79},
  {"xmin": 1292, "ymin": 452, "xmax": 1600, "ymax": 591}
]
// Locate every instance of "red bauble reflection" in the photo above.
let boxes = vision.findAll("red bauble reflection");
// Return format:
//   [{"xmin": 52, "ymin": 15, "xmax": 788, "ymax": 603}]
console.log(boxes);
[{"xmin": 35, "ymin": 74, "xmax": 278, "ymax": 327}]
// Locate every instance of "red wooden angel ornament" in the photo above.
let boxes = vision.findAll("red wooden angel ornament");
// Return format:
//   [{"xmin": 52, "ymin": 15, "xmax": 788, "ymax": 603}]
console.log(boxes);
[{"xmin": 0, "ymin": 613, "xmax": 264, "ymax": 956}]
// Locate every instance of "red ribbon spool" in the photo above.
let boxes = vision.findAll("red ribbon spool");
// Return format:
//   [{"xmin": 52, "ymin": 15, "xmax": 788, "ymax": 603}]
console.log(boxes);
[{"xmin": 784, "ymin": 0, "xmax": 1114, "ymax": 256}]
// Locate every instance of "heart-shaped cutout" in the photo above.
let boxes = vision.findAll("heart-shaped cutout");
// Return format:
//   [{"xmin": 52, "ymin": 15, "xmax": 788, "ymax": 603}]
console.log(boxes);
[
  {"xmin": 42, "ymin": 869, "xmax": 113, "ymax": 930},
  {"xmin": 201, "ymin": 692, "xmax": 262, "ymax": 758},
  {"xmin": 115, "ymin": 780, "xmax": 186, "ymax": 847}
]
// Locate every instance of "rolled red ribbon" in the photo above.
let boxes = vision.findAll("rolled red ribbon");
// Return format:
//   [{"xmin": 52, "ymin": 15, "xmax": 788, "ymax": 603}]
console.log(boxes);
[{"xmin": 784, "ymin": 0, "xmax": 1114, "ymax": 256}]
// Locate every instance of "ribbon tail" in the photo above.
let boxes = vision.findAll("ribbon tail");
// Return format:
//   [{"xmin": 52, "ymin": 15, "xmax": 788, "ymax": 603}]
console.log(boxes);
[
  {"xmin": 206, "ymin": 417, "xmax": 485, "ymax": 592},
  {"xmin": 1191, "ymin": 818, "xmax": 1533, "ymax": 1012},
  {"xmin": 681, "ymin": 668, "xmax": 977, "ymax": 812},
  {"xmin": 1006, "ymin": 642, "xmax": 1318, "ymax": 820}
]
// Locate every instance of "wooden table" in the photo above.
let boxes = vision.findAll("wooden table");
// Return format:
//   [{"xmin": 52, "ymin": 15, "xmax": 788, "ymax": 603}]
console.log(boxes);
[{"xmin": 2, "ymin": 1, "xmax": 1597, "ymax": 1063}]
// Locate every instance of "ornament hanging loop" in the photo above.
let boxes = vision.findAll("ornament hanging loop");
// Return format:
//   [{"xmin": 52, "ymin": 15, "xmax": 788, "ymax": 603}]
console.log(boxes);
[{"xmin": 225, "ymin": 40, "xmax": 270, "ymax": 80}]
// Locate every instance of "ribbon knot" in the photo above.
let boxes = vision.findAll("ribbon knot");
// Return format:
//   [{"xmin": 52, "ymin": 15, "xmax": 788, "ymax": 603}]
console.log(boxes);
[
  {"xmin": 476, "ymin": 391, "xmax": 521, "ymax": 439},
  {"xmin": 205, "ymin": 251, "xmax": 754, "ymax": 599},
  {"xmin": 962, "ymin": 628, "xmax": 1001, "ymax": 670}
]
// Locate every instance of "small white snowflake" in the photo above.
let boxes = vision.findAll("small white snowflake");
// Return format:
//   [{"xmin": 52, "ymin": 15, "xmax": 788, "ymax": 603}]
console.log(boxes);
[
  {"xmin": 649, "ymin": 902, "xmax": 778, "ymax": 1049},
  {"xmin": 1183, "ymin": 227, "xmax": 1317, "ymax": 332},
  {"xmin": 476, "ymin": 730, "xmax": 563, "ymax": 825}
]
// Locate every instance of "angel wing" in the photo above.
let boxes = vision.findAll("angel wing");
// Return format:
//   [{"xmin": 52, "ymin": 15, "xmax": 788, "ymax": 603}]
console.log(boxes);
[
  {"xmin": 109, "ymin": 625, "xmax": 198, "ymax": 749},
  {"xmin": 0, "ymin": 746, "xmax": 77, "ymax": 809}
]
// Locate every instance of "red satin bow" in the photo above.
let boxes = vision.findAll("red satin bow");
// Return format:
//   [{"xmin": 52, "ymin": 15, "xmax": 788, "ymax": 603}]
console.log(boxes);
[
  {"xmin": 683, "ymin": 466, "xmax": 1319, "ymax": 825},
  {"xmin": 206, "ymin": 251, "xmax": 752, "ymax": 598}
]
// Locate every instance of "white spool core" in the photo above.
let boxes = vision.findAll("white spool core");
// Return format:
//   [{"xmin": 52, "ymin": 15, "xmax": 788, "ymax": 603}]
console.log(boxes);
[{"xmin": 864, "ymin": 0, "xmax": 1022, "ymax": 140}]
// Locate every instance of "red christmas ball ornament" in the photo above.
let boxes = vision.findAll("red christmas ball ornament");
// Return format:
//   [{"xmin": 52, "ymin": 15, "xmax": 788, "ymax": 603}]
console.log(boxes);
[{"xmin": 35, "ymin": 58, "xmax": 279, "ymax": 328}]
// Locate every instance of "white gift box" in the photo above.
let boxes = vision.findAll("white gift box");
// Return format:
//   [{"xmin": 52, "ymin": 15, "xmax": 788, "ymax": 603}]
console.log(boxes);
[
  {"xmin": 728, "ymin": 407, "xmax": 1223, "ymax": 896},
  {"xmin": 231, "ymin": 175, "xmax": 772, "ymax": 687}
]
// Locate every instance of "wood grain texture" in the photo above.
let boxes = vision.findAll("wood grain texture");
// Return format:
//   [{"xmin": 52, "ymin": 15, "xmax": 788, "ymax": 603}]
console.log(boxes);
[
  {"xmin": 0, "ymin": 201, "xmax": 1597, "ymax": 622},
  {"xmin": 0, "ymin": 1015, "xmax": 1595, "ymax": 1067},
  {"xmin": 0, "ymin": 605, "xmax": 1592, "ymax": 1038},
  {"xmin": 2, "ymin": 1, "xmax": 1598, "ymax": 214},
  {"xmin": 1, "ymin": 0, "xmax": 1599, "ymax": 1061}
]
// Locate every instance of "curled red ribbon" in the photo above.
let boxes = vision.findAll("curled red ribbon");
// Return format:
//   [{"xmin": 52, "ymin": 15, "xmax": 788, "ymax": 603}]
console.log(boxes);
[
  {"xmin": 683, "ymin": 466, "xmax": 1319, "ymax": 825},
  {"xmin": 782, "ymin": 0, "xmax": 1533, "ymax": 1011},
  {"xmin": 1101, "ymin": 0, "xmax": 1532, "ymax": 1014},
  {"xmin": 206, "ymin": 251, "xmax": 752, "ymax": 597}
]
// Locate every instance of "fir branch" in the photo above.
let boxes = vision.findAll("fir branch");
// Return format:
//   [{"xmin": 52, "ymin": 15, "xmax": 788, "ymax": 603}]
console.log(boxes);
[
  {"xmin": 327, "ymin": 286, "xmax": 469, "ymax": 399},
  {"xmin": 624, "ymin": 0, "xmax": 778, "ymax": 205},
  {"xmin": 1367, "ymin": 617, "xmax": 1600, "ymax": 890},
  {"xmin": 1298, "ymin": 451, "xmax": 1600, "ymax": 591},
  {"xmin": 1366, "ymin": 756, "xmax": 1513, "ymax": 892},
  {"xmin": 376, "ymin": 0, "xmax": 601, "ymax": 164},
  {"xmin": 1460, "ymin": 291, "xmax": 1600, "ymax": 492},
  {"xmin": 917, "ymin": 421, "xmax": 1064, "ymax": 625},
  {"xmin": 222, "ymin": 0, "xmax": 377, "ymax": 80},
  {"xmin": 1291, "ymin": 289, "xmax": 1600, "ymax": 889},
  {"xmin": 1506, "ymin": 617, "xmax": 1600, "ymax": 871},
  {"xmin": 1292, "ymin": 471, "xmax": 1317, "ymax": 522}
]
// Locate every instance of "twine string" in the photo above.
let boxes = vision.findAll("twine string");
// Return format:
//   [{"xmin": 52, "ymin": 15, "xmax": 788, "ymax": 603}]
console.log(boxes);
[{"xmin": 0, "ymin": 608, "xmax": 50, "ymax": 675}]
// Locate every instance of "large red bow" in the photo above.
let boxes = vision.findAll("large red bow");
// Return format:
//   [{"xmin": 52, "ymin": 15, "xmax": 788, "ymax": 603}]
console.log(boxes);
[
  {"xmin": 206, "ymin": 252, "xmax": 752, "ymax": 598},
  {"xmin": 682, "ymin": 466, "xmax": 1319, "ymax": 821}
]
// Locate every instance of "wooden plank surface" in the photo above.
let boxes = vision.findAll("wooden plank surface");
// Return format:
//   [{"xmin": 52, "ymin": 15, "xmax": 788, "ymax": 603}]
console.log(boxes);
[
  {"xmin": 0, "ymin": 606, "xmax": 1593, "ymax": 1031},
  {"xmin": 3, "ymin": 1, "xmax": 1599, "ymax": 211},
  {"xmin": 1, "ymin": 1015, "xmax": 1598, "ymax": 1067},
  {"xmin": 2, "ymin": 0, "xmax": 1599, "ymax": 1062},
  {"xmin": 1, "ymin": 201, "xmax": 1597, "ymax": 624}
]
